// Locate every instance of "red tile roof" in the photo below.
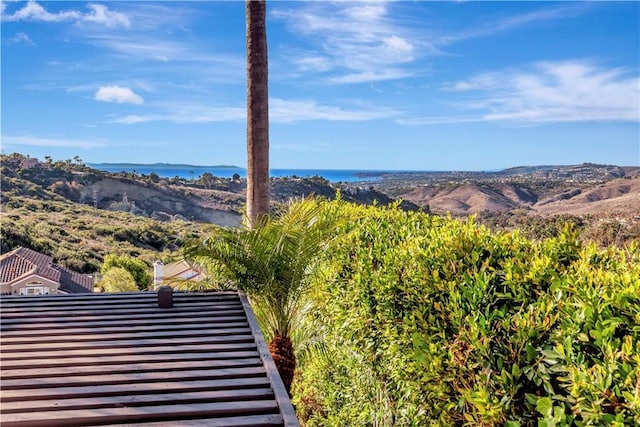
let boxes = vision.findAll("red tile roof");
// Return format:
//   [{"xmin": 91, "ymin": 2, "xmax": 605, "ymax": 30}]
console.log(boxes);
[{"xmin": 0, "ymin": 247, "xmax": 93, "ymax": 293}]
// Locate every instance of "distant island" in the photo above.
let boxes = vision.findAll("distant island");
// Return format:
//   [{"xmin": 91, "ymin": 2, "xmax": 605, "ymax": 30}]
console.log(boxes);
[{"xmin": 89, "ymin": 162, "xmax": 242, "ymax": 169}]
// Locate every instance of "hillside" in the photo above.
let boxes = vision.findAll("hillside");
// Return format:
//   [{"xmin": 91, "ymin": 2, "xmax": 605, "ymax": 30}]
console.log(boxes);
[
  {"xmin": 399, "ymin": 177, "xmax": 640, "ymax": 217},
  {"xmin": 2, "ymin": 154, "xmax": 638, "ymax": 274},
  {"xmin": 0, "ymin": 154, "xmax": 418, "ymax": 273}
]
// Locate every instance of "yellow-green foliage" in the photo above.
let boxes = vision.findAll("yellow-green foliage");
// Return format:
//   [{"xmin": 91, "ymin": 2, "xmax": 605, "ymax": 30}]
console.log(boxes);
[
  {"xmin": 294, "ymin": 200, "xmax": 640, "ymax": 426},
  {"xmin": 1, "ymin": 191, "xmax": 206, "ymax": 273},
  {"xmin": 99, "ymin": 267, "xmax": 138, "ymax": 292}
]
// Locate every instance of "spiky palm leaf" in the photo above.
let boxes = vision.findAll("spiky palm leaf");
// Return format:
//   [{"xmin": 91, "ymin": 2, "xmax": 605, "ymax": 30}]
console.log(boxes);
[{"xmin": 185, "ymin": 198, "xmax": 338, "ymax": 341}]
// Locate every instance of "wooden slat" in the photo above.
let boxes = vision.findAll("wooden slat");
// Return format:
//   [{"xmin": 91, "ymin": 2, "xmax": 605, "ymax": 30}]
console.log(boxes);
[
  {"xmin": 2, "ymin": 366, "xmax": 267, "ymax": 390},
  {"xmin": 0, "ymin": 327, "xmax": 252, "ymax": 344},
  {"xmin": 0, "ymin": 292, "xmax": 239, "ymax": 307},
  {"xmin": 0, "ymin": 350, "xmax": 260, "ymax": 369},
  {"xmin": 1, "ymin": 377, "xmax": 272, "ymax": 402},
  {"xmin": 1, "ymin": 342, "xmax": 258, "ymax": 361},
  {"xmin": 1, "ymin": 358, "xmax": 263, "ymax": 380},
  {"xmin": 115, "ymin": 414, "xmax": 284, "ymax": 427},
  {"xmin": 0, "ymin": 298, "xmax": 242, "ymax": 312},
  {"xmin": 1, "ymin": 388, "xmax": 275, "ymax": 413},
  {"xmin": 0, "ymin": 320, "xmax": 249, "ymax": 337},
  {"xmin": 1, "ymin": 334, "xmax": 255, "ymax": 353},
  {"xmin": 0, "ymin": 399, "xmax": 280, "ymax": 427},
  {"xmin": 0, "ymin": 304, "xmax": 243, "ymax": 318},
  {"xmin": 1, "ymin": 314, "xmax": 247, "ymax": 329}
]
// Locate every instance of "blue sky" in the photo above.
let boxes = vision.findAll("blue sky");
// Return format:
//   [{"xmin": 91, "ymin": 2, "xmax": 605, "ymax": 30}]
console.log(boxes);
[{"xmin": 2, "ymin": 1, "xmax": 639, "ymax": 170}]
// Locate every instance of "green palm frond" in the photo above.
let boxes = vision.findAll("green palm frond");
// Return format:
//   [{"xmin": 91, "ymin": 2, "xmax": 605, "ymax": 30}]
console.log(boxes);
[{"xmin": 184, "ymin": 197, "xmax": 340, "ymax": 340}]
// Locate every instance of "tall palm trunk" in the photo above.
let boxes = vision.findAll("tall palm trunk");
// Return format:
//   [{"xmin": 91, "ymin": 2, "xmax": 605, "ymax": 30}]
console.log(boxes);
[{"xmin": 246, "ymin": 0, "xmax": 269, "ymax": 229}]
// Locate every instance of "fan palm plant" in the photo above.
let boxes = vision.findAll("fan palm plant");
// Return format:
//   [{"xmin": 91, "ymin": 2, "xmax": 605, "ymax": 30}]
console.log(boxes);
[{"xmin": 185, "ymin": 198, "xmax": 339, "ymax": 393}]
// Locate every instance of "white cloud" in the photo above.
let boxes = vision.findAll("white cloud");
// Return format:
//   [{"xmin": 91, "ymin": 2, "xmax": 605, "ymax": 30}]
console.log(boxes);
[
  {"xmin": 95, "ymin": 86, "xmax": 144, "ymax": 105},
  {"xmin": 82, "ymin": 4, "xmax": 130, "ymax": 28},
  {"xmin": 6, "ymin": 32, "xmax": 35, "ymax": 45},
  {"xmin": 403, "ymin": 61, "xmax": 640, "ymax": 125},
  {"xmin": 329, "ymin": 69, "xmax": 413, "ymax": 84},
  {"xmin": 2, "ymin": 1, "xmax": 130, "ymax": 28},
  {"xmin": 110, "ymin": 98, "xmax": 398, "ymax": 125},
  {"xmin": 270, "ymin": 98, "xmax": 400, "ymax": 123},
  {"xmin": 2, "ymin": 1, "xmax": 80, "ymax": 22},
  {"xmin": 273, "ymin": 1, "xmax": 419, "ymax": 84},
  {"xmin": 436, "ymin": 4, "xmax": 589, "ymax": 46},
  {"xmin": 111, "ymin": 103, "xmax": 245, "ymax": 124},
  {"xmin": 273, "ymin": 2, "xmax": 587, "ymax": 86},
  {"xmin": 2, "ymin": 135, "xmax": 107, "ymax": 149}
]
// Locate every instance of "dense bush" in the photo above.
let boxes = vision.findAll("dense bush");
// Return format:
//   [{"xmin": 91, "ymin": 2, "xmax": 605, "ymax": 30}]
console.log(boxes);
[
  {"xmin": 99, "ymin": 267, "xmax": 138, "ymax": 292},
  {"xmin": 294, "ymin": 201, "xmax": 640, "ymax": 426},
  {"xmin": 101, "ymin": 254, "xmax": 152, "ymax": 290}
]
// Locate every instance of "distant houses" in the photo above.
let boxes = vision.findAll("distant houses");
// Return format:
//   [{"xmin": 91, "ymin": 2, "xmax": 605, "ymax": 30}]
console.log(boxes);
[
  {"xmin": 153, "ymin": 259, "xmax": 206, "ymax": 290},
  {"xmin": 0, "ymin": 247, "xmax": 94, "ymax": 295},
  {"xmin": 19, "ymin": 156, "xmax": 39, "ymax": 169}
]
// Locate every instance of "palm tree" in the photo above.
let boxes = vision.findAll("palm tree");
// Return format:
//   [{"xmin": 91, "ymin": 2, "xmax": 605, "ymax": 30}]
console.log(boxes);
[
  {"xmin": 185, "ymin": 199, "xmax": 338, "ymax": 393},
  {"xmin": 245, "ymin": 0, "xmax": 270, "ymax": 229}
]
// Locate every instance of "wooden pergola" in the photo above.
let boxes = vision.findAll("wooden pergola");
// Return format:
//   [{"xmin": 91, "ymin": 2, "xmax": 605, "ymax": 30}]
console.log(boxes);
[{"xmin": 0, "ymin": 291, "xmax": 298, "ymax": 426}]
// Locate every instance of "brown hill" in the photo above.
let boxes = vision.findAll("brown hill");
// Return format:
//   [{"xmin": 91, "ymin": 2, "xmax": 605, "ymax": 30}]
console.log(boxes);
[
  {"xmin": 403, "ymin": 183, "xmax": 522, "ymax": 214},
  {"xmin": 400, "ymin": 178, "xmax": 640, "ymax": 217},
  {"xmin": 534, "ymin": 178, "xmax": 640, "ymax": 216}
]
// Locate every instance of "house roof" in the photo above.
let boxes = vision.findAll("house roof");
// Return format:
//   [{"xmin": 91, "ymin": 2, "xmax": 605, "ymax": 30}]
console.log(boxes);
[
  {"xmin": 0, "ymin": 291, "xmax": 299, "ymax": 426},
  {"xmin": 0, "ymin": 247, "xmax": 93, "ymax": 293},
  {"xmin": 162, "ymin": 259, "xmax": 206, "ymax": 281}
]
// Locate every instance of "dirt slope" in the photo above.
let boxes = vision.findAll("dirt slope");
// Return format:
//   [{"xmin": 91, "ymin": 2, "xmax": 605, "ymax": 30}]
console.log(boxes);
[{"xmin": 402, "ymin": 178, "xmax": 640, "ymax": 217}]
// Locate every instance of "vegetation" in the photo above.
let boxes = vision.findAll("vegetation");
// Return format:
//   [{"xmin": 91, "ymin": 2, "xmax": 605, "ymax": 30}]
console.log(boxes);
[
  {"xmin": 185, "ymin": 199, "xmax": 339, "ymax": 393},
  {"xmin": 101, "ymin": 254, "xmax": 153, "ymax": 290},
  {"xmin": 1, "ymin": 171, "xmax": 207, "ymax": 274},
  {"xmin": 99, "ymin": 267, "xmax": 138, "ymax": 293},
  {"xmin": 290, "ymin": 200, "xmax": 639, "ymax": 426},
  {"xmin": 479, "ymin": 211, "xmax": 640, "ymax": 249}
]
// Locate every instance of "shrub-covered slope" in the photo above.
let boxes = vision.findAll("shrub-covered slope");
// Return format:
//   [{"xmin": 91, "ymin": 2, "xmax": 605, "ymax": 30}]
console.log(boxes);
[
  {"xmin": 295, "ymin": 201, "xmax": 640, "ymax": 426},
  {"xmin": 1, "ymin": 175, "xmax": 208, "ymax": 273}
]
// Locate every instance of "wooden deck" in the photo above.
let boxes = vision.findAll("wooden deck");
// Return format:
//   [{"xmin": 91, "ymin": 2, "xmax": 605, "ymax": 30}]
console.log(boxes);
[{"xmin": 0, "ymin": 291, "xmax": 299, "ymax": 427}]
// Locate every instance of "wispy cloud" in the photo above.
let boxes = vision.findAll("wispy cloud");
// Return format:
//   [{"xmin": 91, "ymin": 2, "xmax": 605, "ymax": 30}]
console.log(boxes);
[
  {"xmin": 2, "ymin": 1, "xmax": 130, "ymax": 28},
  {"xmin": 401, "ymin": 61, "xmax": 640, "ymax": 125},
  {"xmin": 110, "ymin": 98, "xmax": 399, "ymax": 125},
  {"xmin": 2, "ymin": 135, "xmax": 107, "ymax": 149},
  {"xmin": 110, "ymin": 103, "xmax": 245, "ymax": 124},
  {"xmin": 270, "ymin": 98, "xmax": 399, "ymax": 123},
  {"xmin": 436, "ymin": 4, "xmax": 588, "ymax": 46},
  {"xmin": 273, "ymin": 2, "xmax": 590, "ymax": 85},
  {"xmin": 95, "ymin": 86, "xmax": 144, "ymax": 105},
  {"xmin": 6, "ymin": 32, "xmax": 35, "ymax": 46},
  {"xmin": 273, "ymin": 1, "xmax": 419, "ymax": 84}
]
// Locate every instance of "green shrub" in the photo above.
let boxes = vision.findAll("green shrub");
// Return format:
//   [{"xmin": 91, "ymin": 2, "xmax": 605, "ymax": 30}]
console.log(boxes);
[
  {"xmin": 293, "ymin": 201, "xmax": 640, "ymax": 426},
  {"xmin": 100, "ymin": 267, "xmax": 138, "ymax": 292},
  {"xmin": 101, "ymin": 254, "xmax": 152, "ymax": 290}
]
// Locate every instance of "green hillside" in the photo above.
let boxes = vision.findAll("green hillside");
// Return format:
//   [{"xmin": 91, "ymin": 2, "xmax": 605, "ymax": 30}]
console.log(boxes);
[{"xmin": 1, "ymin": 155, "xmax": 208, "ymax": 273}]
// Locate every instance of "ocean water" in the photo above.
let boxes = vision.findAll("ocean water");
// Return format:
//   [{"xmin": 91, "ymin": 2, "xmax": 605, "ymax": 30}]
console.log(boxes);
[{"xmin": 88, "ymin": 164, "xmax": 387, "ymax": 183}]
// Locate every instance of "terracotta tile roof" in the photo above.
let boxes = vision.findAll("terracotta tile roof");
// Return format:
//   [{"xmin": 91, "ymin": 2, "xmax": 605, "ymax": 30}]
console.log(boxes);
[
  {"xmin": 0, "ymin": 291, "xmax": 299, "ymax": 426},
  {"xmin": 0, "ymin": 247, "xmax": 93, "ymax": 293}
]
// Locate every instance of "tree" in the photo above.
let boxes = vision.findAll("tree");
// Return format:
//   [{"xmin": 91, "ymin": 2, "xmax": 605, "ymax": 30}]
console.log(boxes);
[
  {"xmin": 101, "ymin": 254, "xmax": 151, "ymax": 290},
  {"xmin": 100, "ymin": 267, "xmax": 138, "ymax": 292},
  {"xmin": 245, "ymin": 0, "xmax": 270, "ymax": 228},
  {"xmin": 185, "ymin": 198, "xmax": 339, "ymax": 393},
  {"xmin": 200, "ymin": 172, "xmax": 215, "ymax": 188}
]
